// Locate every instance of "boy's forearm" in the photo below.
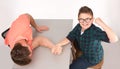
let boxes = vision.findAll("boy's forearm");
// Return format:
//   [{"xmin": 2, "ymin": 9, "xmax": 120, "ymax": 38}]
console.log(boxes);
[
  {"xmin": 57, "ymin": 38, "xmax": 70, "ymax": 47},
  {"xmin": 98, "ymin": 21, "xmax": 118, "ymax": 43}
]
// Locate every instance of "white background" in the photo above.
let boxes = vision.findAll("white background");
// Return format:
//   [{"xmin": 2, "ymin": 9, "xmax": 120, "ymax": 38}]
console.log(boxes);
[{"xmin": 0, "ymin": 0, "xmax": 120, "ymax": 69}]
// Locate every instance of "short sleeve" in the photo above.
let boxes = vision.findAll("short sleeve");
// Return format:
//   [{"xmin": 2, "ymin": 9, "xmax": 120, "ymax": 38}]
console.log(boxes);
[
  {"xmin": 67, "ymin": 24, "xmax": 80, "ymax": 42},
  {"xmin": 94, "ymin": 27, "xmax": 109, "ymax": 43}
]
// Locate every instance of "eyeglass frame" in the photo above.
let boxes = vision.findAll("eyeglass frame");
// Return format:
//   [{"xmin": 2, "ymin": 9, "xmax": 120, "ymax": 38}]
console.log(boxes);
[{"xmin": 78, "ymin": 18, "xmax": 93, "ymax": 23}]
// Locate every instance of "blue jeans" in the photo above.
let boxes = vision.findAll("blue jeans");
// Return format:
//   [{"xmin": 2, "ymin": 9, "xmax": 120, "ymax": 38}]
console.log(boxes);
[{"xmin": 70, "ymin": 57, "xmax": 96, "ymax": 69}]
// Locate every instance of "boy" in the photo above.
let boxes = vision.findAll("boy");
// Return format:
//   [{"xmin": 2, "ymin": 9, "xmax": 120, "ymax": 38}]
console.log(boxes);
[
  {"xmin": 52, "ymin": 6, "xmax": 118, "ymax": 69},
  {"xmin": 4, "ymin": 13, "xmax": 55, "ymax": 65}
]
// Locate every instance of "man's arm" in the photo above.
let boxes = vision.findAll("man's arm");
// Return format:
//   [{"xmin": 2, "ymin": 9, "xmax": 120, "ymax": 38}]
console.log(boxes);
[
  {"xmin": 32, "ymin": 36, "xmax": 55, "ymax": 50},
  {"xmin": 95, "ymin": 18, "xmax": 119, "ymax": 43},
  {"xmin": 26, "ymin": 13, "xmax": 49, "ymax": 32}
]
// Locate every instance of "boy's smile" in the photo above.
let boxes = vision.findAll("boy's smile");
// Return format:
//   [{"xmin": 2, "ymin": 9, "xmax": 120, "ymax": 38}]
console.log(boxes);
[{"xmin": 78, "ymin": 13, "xmax": 94, "ymax": 31}]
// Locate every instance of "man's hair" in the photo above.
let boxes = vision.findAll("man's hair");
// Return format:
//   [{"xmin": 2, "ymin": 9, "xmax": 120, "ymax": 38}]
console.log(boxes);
[
  {"xmin": 78, "ymin": 6, "xmax": 93, "ymax": 17},
  {"xmin": 11, "ymin": 43, "xmax": 31, "ymax": 65}
]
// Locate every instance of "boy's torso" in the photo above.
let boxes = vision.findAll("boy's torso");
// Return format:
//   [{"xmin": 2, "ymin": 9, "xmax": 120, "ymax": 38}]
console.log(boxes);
[{"xmin": 72, "ymin": 24, "xmax": 104, "ymax": 64}]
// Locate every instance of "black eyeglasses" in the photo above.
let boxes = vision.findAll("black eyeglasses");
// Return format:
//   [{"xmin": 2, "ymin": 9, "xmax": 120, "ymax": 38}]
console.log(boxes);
[{"xmin": 78, "ymin": 18, "xmax": 92, "ymax": 23}]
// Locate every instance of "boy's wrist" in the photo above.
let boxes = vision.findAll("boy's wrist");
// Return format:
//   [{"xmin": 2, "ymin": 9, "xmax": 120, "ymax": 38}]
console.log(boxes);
[{"xmin": 56, "ymin": 44, "xmax": 62, "ymax": 47}]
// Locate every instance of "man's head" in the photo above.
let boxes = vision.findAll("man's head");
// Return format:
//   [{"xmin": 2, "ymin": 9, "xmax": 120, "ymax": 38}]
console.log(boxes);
[
  {"xmin": 78, "ymin": 6, "xmax": 94, "ymax": 30},
  {"xmin": 11, "ymin": 43, "xmax": 32, "ymax": 65}
]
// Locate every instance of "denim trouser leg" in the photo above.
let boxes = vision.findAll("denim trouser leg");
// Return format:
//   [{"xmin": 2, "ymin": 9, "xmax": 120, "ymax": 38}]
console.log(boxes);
[{"xmin": 70, "ymin": 57, "xmax": 95, "ymax": 69}]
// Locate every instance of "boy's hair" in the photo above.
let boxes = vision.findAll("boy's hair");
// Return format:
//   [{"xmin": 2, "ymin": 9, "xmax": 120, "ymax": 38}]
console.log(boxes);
[
  {"xmin": 78, "ymin": 6, "xmax": 93, "ymax": 17},
  {"xmin": 11, "ymin": 43, "xmax": 31, "ymax": 65}
]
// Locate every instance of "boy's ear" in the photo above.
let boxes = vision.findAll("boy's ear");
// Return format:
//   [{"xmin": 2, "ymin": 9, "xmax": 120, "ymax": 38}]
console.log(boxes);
[{"xmin": 92, "ymin": 17, "xmax": 95, "ymax": 22}]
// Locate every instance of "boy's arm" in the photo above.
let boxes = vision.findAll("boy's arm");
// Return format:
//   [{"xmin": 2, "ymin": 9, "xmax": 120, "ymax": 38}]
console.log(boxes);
[
  {"xmin": 27, "ymin": 13, "xmax": 49, "ymax": 32},
  {"xmin": 95, "ymin": 18, "xmax": 119, "ymax": 43},
  {"xmin": 56, "ymin": 38, "xmax": 70, "ymax": 47}
]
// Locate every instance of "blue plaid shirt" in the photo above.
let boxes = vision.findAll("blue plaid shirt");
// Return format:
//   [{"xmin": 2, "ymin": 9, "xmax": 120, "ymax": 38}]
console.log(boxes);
[{"xmin": 67, "ymin": 24, "xmax": 109, "ymax": 64}]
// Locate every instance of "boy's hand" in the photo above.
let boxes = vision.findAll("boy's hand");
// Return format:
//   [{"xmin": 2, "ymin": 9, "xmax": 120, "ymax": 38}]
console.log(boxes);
[
  {"xmin": 36, "ymin": 25, "xmax": 49, "ymax": 32},
  {"xmin": 52, "ymin": 44, "xmax": 63, "ymax": 55}
]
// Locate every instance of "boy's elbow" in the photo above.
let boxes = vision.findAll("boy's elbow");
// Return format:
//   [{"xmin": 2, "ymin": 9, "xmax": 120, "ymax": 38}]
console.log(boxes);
[{"xmin": 109, "ymin": 36, "xmax": 119, "ymax": 43}]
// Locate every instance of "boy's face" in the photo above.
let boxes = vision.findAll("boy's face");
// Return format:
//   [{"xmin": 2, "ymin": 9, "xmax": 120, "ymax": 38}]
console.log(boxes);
[{"xmin": 78, "ymin": 13, "xmax": 94, "ymax": 30}]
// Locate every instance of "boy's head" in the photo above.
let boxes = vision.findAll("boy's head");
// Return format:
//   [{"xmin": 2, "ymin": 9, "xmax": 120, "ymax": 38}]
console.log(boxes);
[
  {"xmin": 78, "ymin": 6, "xmax": 94, "ymax": 30},
  {"xmin": 11, "ymin": 43, "xmax": 32, "ymax": 65}
]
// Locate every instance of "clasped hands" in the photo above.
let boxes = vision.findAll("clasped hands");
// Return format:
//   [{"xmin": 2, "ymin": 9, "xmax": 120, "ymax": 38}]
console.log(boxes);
[{"xmin": 51, "ymin": 44, "xmax": 63, "ymax": 55}]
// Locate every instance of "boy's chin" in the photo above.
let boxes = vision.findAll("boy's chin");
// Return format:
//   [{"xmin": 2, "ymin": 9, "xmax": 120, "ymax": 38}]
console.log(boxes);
[{"xmin": 82, "ymin": 26, "xmax": 90, "ymax": 30}]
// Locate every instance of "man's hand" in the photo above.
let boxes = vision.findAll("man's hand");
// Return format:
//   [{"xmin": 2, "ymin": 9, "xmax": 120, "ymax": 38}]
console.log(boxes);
[{"xmin": 52, "ymin": 44, "xmax": 63, "ymax": 55}]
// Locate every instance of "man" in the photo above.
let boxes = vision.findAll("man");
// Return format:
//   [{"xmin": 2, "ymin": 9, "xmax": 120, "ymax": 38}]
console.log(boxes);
[{"xmin": 4, "ymin": 13, "xmax": 55, "ymax": 65}]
